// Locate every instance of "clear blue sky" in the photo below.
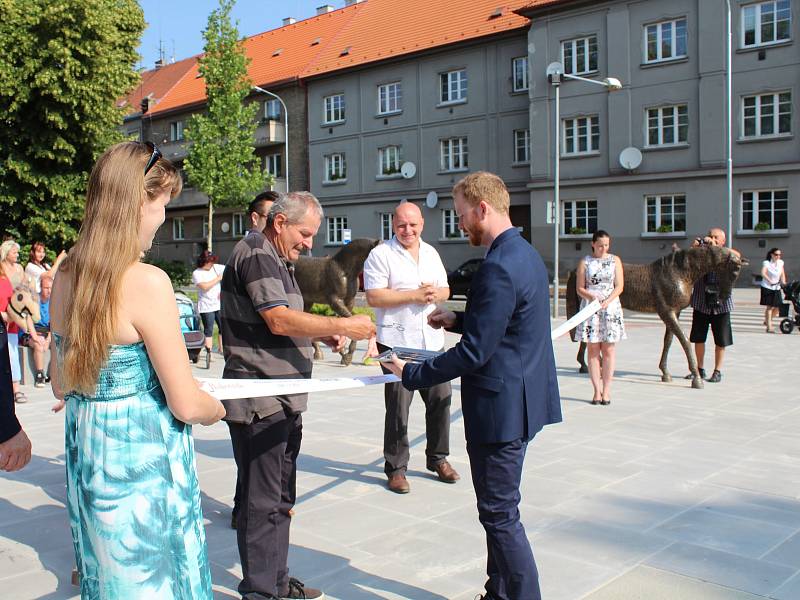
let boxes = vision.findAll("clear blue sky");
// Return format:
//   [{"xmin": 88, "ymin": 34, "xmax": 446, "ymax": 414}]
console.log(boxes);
[{"xmin": 137, "ymin": 0, "xmax": 330, "ymax": 69}]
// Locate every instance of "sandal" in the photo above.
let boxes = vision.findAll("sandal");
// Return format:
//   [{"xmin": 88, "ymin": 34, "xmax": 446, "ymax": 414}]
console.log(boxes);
[{"xmin": 14, "ymin": 392, "xmax": 28, "ymax": 404}]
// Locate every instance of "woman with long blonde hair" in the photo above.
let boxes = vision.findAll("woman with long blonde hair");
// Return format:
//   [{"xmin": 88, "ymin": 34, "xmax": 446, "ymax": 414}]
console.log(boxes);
[{"xmin": 50, "ymin": 141, "xmax": 224, "ymax": 599}]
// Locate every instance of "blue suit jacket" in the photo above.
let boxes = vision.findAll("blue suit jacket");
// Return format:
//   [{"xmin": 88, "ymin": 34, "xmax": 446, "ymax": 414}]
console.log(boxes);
[{"xmin": 402, "ymin": 228, "xmax": 562, "ymax": 444}]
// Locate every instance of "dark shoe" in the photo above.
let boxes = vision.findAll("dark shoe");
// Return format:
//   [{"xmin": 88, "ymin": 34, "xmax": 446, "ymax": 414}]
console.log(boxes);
[
  {"xmin": 427, "ymin": 460, "xmax": 460, "ymax": 483},
  {"xmin": 34, "ymin": 371, "xmax": 46, "ymax": 388},
  {"xmin": 387, "ymin": 473, "xmax": 410, "ymax": 494},
  {"xmin": 281, "ymin": 577, "xmax": 325, "ymax": 599},
  {"xmin": 591, "ymin": 399, "xmax": 600, "ymax": 405},
  {"xmin": 707, "ymin": 370, "xmax": 722, "ymax": 383},
  {"xmin": 600, "ymin": 399, "xmax": 610, "ymax": 405},
  {"xmin": 685, "ymin": 368, "xmax": 706, "ymax": 380}
]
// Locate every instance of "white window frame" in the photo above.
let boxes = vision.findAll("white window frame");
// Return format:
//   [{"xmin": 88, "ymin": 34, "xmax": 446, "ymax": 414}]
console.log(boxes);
[
  {"xmin": 324, "ymin": 153, "xmax": 347, "ymax": 183},
  {"xmin": 512, "ymin": 57, "xmax": 529, "ymax": 92},
  {"xmin": 562, "ymin": 116, "xmax": 600, "ymax": 156},
  {"xmin": 646, "ymin": 104, "xmax": 689, "ymax": 147},
  {"xmin": 440, "ymin": 137, "xmax": 469, "ymax": 172},
  {"xmin": 263, "ymin": 99, "xmax": 281, "ymax": 121},
  {"xmin": 378, "ymin": 145, "xmax": 402, "ymax": 176},
  {"xmin": 645, "ymin": 195, "xmax": 687, "ymax": 234},
  {"xmin": 264, "ymin": 153, "xmax": 282, "ymax": 178},
  {"xmin": 439, "ymin": 69, "xmax": 467, "ymax": 104},
  {"xmin": 644, "ymin": 18, "xmax": 688, "ymax": 63},
  {"xmin": 172, "ymin": 217, "xmax": 185, "ymax": 240},
  {"xmin": 380, "ymin": 212, "xmax": 393, "ymax": 241},
  {"xmin": 327, "ymin": 216, "xmax": 349, "ymax": 244},
  {"xmin": 323, "ymin": 93, "xmax": 345, "ymax": 124},
  {"xmin": 170, "ymin": 120, "xmax": 184, "ymax": 142},
  {"xmin": 232, "ymin": 213, "xmax": 246, "ymax": 237},
  {"xmin": 561, "ymin": 199, "xmax": 598, "ymax": 236},
  {"xmin": 377, "ymin": 81, "xmax": 402, "ymax": 115},
  {"xmin": 441, "ymin": 208, "xmax": 466, "ymax": 239},
  {"xmin": 740, "ymin": 189, "xmax": 788, "ymax": 231},
  {"xmin": 513, "ymin": 129, "xmax": 530, "ymax": 163},
  {"xmin": 742, "ymin": 0, "xmax": 791, "ymax": 48},
  {"xmin": 741, "ymin": 91, "xmax": 792, "ymax": 138},
  {"xmin": 561, "ymin": 35, "xmax": 598, "ymax": 75}
]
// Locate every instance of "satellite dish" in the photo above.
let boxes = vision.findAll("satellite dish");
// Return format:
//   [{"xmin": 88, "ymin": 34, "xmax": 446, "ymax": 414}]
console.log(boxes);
[
  {"xmin": 221, "ymin": 222, "xmax": 230, "ymax": 233},
  {"xmin": 400, "ymin": 161, "xmax": 416, "ymax": 179},
  {"xmin": 426, "ymin": 191, "xmax": 438, "ymax": 209},
  {"xmin": 619, "ymin": 147, "xmax": 642, "ymax": 170}
]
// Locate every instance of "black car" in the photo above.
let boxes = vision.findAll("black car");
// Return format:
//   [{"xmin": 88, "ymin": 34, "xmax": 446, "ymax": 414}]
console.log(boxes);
[{"xmin": 448, "ymin": 258, "xmax": 484, "ymax": 298}]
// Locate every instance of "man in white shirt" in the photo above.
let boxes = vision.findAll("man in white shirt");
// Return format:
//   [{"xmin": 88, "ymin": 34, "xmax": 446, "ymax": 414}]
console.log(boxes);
[{"xmin": 363, "ymin": 202, "xmax": 460, "ymax": 493}]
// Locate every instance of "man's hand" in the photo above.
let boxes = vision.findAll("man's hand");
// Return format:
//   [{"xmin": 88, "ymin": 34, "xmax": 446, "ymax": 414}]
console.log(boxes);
[
  {"xmin": 413, "ymin": 283, "xmax": 437, "ymax": 305},
  {"xmin": 382, "ymin": 354, "xmax": 407, "ymax": 378},
  {"xmin": 0, "ymin": 429, "xmax": 32, "ymax": 472},
  {"xmin": 319, "ymin": 335, "xmax": 348, "ymax": 353},
  {"xmin": 427, "ymin": 307, "xmax": 456, "ymax": 330},
  {"xmin": 343, "ymin": 314, "xmax": 376, "ymax": 340}
]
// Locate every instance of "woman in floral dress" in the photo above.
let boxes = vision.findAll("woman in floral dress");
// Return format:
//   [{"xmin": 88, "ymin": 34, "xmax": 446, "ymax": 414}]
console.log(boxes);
[{"xmin": 576, "ymin": 230, "xmax": 625, "ymax": 405}]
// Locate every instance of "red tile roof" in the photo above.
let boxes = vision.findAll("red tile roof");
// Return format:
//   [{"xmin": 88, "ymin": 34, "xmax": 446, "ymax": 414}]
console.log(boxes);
[{"xmin": 119, "ymin": 56, "xmax": 197, "ymax": 115}]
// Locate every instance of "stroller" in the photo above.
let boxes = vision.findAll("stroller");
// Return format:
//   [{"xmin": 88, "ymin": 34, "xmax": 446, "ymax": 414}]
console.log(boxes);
[
  {"xmin": 175, "ymin": 291, "xmax": 209, "ymax": 368},
  {"xmin": 779, "ymin": 281, "xmax": 800, "ymax": 334}
]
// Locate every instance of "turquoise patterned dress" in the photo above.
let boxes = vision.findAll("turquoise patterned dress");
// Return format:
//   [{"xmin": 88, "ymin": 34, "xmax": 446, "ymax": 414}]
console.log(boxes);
[{"xmin": 55, "ymin": 335, "xmax": 213, "ymax": 599}]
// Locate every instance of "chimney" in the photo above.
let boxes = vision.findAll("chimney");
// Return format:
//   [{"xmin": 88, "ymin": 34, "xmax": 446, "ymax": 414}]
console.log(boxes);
[
  {"xmin": 282, "ymin": 17, "xmax": 296, "ymax": 26},
  {"xmin": 140, "ymin": 96, "xmax": 152, "ymax": 114},
  {"xmin": 316, "ymin": 4, "xmax": 334, "ymax": 15},
  {"xmin": 344, "ymin": 0, "xmax": 363, "ymax": 5}
]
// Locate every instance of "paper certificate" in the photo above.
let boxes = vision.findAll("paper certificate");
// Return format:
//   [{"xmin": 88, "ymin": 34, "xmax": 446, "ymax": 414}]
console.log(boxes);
[{"xmin": 197, "ymin": 374, "xmax": 400, "ymax": 400}]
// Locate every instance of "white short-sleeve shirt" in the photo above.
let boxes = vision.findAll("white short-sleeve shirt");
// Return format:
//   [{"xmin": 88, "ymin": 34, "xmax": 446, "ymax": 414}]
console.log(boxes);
[
  {"xmin": 363, "ymin": 237, "xmax": 449, "ymax": 350},
  {"xmin": 192, "ymin": 264, "xmax": 225, "ymax": 313}
]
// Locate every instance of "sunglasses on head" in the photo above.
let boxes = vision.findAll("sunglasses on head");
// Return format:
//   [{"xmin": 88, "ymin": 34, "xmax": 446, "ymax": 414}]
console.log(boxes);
[{"xmin": 143, "ymin": 141, "xmax": 162, "ymax": 176}]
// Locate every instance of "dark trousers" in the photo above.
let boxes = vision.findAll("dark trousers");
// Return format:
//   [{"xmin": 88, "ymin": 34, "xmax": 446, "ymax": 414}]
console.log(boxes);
[
  {"xmin": 467, "ymin": 438, "xmax": 540, "ymax": 600},
  {"xmin": 228, "ymin": 409, "xmax": 302, "ymax": 599},
  {"xmin": 379, "ymin": 343, "xmax": 451, "ymax": 476}
]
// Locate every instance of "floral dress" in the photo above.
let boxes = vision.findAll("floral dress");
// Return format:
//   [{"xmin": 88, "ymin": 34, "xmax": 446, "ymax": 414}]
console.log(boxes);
[
  {"xmin": 578, "ymin": 254, "xmax": 626, "ymax": 343},
  {"xmin": 55, "ymin": 335, "xmax": 212, "ymax": 599}
]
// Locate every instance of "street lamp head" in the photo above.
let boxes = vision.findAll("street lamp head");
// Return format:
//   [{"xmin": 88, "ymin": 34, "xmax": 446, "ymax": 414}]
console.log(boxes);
[
  {"xmin": 546, "ymin": 61, "xmax": 564, "ymax": 85},
  {"xmin": 603, "ymin": 77, "xmax": 623, "ymax": 90}
]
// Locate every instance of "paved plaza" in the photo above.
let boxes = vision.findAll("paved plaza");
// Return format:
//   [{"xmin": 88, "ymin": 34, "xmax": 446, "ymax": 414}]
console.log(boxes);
[{"xmin": 1, "ymin": 289, "xmax": 799, "ymax": 599}]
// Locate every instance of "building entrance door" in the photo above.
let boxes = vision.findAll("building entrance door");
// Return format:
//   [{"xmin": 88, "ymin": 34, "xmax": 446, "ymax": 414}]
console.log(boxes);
[{"xmin": 510, "ymin": 204, "xmax": 531, "ymax": 242}]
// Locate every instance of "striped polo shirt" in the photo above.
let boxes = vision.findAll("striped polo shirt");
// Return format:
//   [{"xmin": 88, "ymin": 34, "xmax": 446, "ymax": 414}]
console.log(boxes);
[{"xmin": 220, "ymin": 231, "xmax": 313, "ymax": 423}]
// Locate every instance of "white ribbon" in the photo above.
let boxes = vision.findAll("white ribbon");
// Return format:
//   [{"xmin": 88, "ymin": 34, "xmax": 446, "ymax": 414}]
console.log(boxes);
[
  {"xmin": 550, "ymin": 299, "xmax": 602, "ymax": 340},
  {"xmin": 198, "ymin": 374, "xmax": 400, "ymax": 400}
]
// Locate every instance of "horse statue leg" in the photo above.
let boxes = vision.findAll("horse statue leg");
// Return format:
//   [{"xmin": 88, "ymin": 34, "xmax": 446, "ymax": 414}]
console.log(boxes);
[
  {"xmin": 329, "ymin": 297, "xmax": 358, "ymax": 366},
  {"xmin": 659, "ymin": 309, "xmax": 703, "ymax": 389},
  {"xmin": 303, "ymin": 301, "xmax": 325, "ymax": 360},
  {"xmin": 577, "ymin": 342, "xmax": 588, "ymax": 373}
]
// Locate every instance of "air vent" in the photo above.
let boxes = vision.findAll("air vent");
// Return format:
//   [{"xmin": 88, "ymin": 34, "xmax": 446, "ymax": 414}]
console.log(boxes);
[
  {"xmin": 311, "ymin": 37, "xmax": 321, "ymax": 46},
  {"xmin": 340, "ymin": 46, "xmax": 351, "ymax": 56},
  {"xmin": 489, "ymin": 7, "xmax": 505, "ymax": 19},
  {"xmin": 273, "ymin": 48, "xmax": 283, "ymax": 57}
]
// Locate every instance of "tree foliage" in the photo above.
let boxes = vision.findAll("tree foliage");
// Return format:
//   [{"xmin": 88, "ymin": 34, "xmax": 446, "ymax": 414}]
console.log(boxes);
[
  {"xmin": 0, "ymin": 0, "xmax": 144, "ymax": 247},
  {"xmin": 184, "ymin": 0, "xmax": 268, "ymax": 251}
]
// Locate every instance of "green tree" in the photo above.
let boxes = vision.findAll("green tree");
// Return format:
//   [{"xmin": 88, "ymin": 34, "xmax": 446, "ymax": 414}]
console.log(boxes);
[
  {"xmin": 0, "ymin": 0, "xmax": 144, "ymax": 247},
  {"xmin": 184, "ymin": 0, "xmax": 269, "ymax": 252}
]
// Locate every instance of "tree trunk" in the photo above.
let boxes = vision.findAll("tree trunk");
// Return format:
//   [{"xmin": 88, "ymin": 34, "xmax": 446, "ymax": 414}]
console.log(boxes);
[{"xmin": 207, "ymin": 200, "xmax": 214, "ymax": 252}]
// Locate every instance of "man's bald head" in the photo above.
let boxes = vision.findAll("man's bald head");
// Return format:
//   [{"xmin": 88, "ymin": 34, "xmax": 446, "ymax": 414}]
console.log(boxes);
[
  {"xmin": 708, "ymin": 227, "xmax": 726, "ymax": 246},
  {"xmin": 392, "ymin": 202, "xmax": 424, "ymax": 250},
  {"xmin": 394, "ymin": 201, "xmax": 422, "ymax": 221}
]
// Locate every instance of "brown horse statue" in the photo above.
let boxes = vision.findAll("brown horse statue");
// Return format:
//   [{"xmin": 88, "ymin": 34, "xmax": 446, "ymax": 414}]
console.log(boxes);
[
  {"xmin": 566, "ymin": 245, "xmax": 745, "ymax": 389},
  {"xmin": 295, "ymin": 238, "xmax": 380, "ymax": 365}
]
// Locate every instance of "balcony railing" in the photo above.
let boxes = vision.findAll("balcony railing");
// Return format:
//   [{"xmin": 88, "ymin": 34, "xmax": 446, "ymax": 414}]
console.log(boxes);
[{"xmin": 255, "ymin": 120, "xmax": 286, "ymax": 147}]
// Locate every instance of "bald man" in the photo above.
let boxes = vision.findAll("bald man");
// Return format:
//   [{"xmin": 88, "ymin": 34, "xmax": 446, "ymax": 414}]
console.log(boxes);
[{"xmin": 363, "ymin": 202, "xmax": 460, "ymax": 493}]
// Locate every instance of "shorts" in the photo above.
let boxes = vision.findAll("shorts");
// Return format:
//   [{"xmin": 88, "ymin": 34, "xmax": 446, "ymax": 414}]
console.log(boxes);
[
  {"xmin": 760, "ymin": 287, "xmax": 783, "ymax": 307},
  {"xmin": 689, "ymin": 311, "xmax": 733, "ymax": 347},
  {"xmin": 200, "ymin": 311, "xmax": 221, "ymax": 338}
]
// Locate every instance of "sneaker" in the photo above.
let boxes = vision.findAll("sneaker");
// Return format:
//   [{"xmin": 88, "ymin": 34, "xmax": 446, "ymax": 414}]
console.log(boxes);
[
  {"xmin": 281, "ymin": 577, "xmax": 324, "ymax": 599},
  {"xmin": 684, "ymin": 368, "xmax": 706, "ymax": 380},
  {"xmin": 707, "ymin": 370, "xmax": 722, "ymax": 383},
  {"xmin": 34, "ymin": 371, "xmax": 46, "ymax": 388}
]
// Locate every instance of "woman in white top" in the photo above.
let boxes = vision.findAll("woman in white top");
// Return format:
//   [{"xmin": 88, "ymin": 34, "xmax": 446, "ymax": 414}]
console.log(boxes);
[
  {"xmin": 25, "ymin": 241, "xmax": 67, "ymax": 293},
  {"xmin": 760, "ymin": 247, "xmax": 786, "ymax": 333},
  {"xmin": 191, "ymin": 250, "xmax": 225, "ymax": 357}
]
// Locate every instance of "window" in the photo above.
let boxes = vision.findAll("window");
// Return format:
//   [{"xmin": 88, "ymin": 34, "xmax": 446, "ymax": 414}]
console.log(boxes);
[
  {"xmin": 562, "ymin": 35, "xmax": 598, "ymax": 75},
  {"xmin": 327, "ymin": 216, "xmax": 348, "ymax": 244},
  {"xmin": 743, "ymin": 0, "xmax": 791, "ymax": 47},
  {"xmin": 512, "ymin": 57, "xmax": 529, "ymax": 92},
  {"xmin": 380, "ymin": 212, "xmax": 393, "ymax": 240},
  {"xmin": 562, "ymin": 116, "xmax": 599, "ymax": 155},
  {"xmin": 263, "ymin": 99, "xmax": 281, "ymax": 121},
  {"xmin": 562, "ymin": 200, "xmax": 597, "ymax": 235},
  {"xmin": 440, "ymin": 137, "xmax": 469, "ymax": 171},
  {"xmin": 440, "ymin": 69, "xmax": 467, "ymax": 104},
  {"xmin": 233, "ymin": 213, "xmax": 246, "ymax": 237},
  {"xmin": 741, "ymin": 190, "xmax": 788, "ymax": 230},
  {"xmin": 202, "ymin": 216, "xmax": 209, "ymax": 239},
  {"xmin": 324, "ymin": 153, "xmax": 346, "ymax": 182},
  {"xmin": 646, "ymin": 105, "xmax": 689, "ymax": 146},
  {"xmin": 172, "ymin": 217, "xmax": 184, "ymax": 240},
  {"xmin": 442, "ymin": 208, "xmax": 466, "ymax": 239},
  {"xmin": 323, "ymin": 94, "xmax": 345, "ymax": 124},
  {"xmin": 264, "ymin": 153, "xmax": 282, "ymax": 178},
  {"xmin": 378, "ymin": 82, "xmax": 402, "ymax": 114},
  {"xmin": 645, "ymin": 18, "xmax": 688, "ymax": 63},
  {"xmin": 378, "ymin": 146, "xmax": 402, "ymax": 176},
  {"xmin": 514, "ymin": 129, "xmax": 530, "ymax": 163},
  {"xmin": 646, "ymin": 195, "xmax": 686, "ymax": 233},
  {"xmin": 742, "ymin": 92, "xmax": 791, "ymax": 137},
  {"xmin": 170, "ymin": 120, "xmax": 184, "ymax": 142}
]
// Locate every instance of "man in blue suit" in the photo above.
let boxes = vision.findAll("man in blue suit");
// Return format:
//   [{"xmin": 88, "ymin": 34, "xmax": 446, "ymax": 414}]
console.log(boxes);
[{"xmin": 385, "ymin": 171, "xmax": 561, "ymax": 600}]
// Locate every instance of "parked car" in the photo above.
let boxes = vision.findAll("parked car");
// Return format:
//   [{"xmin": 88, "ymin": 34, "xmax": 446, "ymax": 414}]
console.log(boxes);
[{"xmin": 448, "ymin": 258, "xmax": 484, "ymax": 298}]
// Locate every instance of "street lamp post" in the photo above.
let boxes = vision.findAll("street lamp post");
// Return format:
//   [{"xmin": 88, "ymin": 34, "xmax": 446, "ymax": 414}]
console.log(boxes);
[
  {"xmin": 546, "ymin": 62, "xmax": 623, "ymax": 318},
  {"xmin": 252, "ymin": 85, "xmax": 290, "ymax": 191},
  {"xmin": 726, "ymin": 0, "xmax": 734, "ymax": 247}
]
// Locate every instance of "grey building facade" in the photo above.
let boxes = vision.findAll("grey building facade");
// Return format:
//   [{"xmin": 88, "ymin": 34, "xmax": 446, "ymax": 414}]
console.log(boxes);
[{"xmin": 522, "ymin": 0, "xmax": 799, "ymax": 280}]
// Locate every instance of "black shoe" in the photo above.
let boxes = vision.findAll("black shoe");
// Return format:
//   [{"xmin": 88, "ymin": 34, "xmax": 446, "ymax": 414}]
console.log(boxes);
[
  {"xmin": 684, "ymin": 368, "xmax": 706, "ymax": 380},
  {"xmin": 707, "ymin": 370, "xmax": 722, "ymax": 383},
  {"xmin": 34, "ymin": 371, "xmax": 46, "ymax": 388},
  {"xmin": 281, "ymin": 577, "xmax": 324, "ymax": 599}
]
